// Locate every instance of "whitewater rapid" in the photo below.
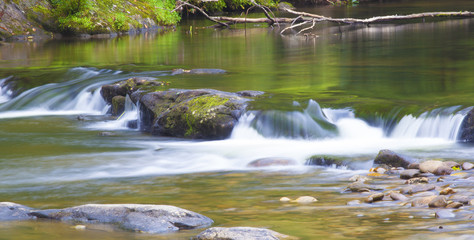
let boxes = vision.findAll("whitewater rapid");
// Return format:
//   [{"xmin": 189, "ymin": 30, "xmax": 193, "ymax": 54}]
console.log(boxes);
[{"xmin": 0, "ymin": 67, "xmax": 472, "ymax": 184}]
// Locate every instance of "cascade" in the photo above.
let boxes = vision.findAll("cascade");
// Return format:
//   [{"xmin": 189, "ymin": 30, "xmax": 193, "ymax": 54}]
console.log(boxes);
[
  {"xmin": 0, "ymin": 77, "xmax": 13, "ymax": 104},
  {"xmin": 390, "ymin": 107, "xmax": 467, "ymax": 140}
]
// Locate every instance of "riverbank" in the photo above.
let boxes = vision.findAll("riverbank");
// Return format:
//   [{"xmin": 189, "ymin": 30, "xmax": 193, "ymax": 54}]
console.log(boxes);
[{"xmin": 0, "ymin": 0, "xmax": 179, "ymax": 41}]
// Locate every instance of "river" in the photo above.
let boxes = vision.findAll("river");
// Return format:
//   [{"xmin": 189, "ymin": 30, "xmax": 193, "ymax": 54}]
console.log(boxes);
[{"xmin": 0, "ymin": 0, "xmax": 473, "ymax": 239}]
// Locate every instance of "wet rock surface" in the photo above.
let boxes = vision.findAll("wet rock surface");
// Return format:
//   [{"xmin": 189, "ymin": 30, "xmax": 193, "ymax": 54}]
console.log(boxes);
[
  {"xmin": 1, "ymin": 203, "xmax": 213, "ymax": 234},
  {"xmin": 341, "ymin": 150, "xmax": 473, "ymax": 233},
  {"xmin": 194, "ymin": 227, "xmax": 290, "ymax": 240},
  {"xmin": 373, "ymin": 149, "xmax": 416, "ymax": 168},
  {"xmin": 0, "ymin": 202, "xmax": 36, "ymax": 221},
  {"xmin": 101, "ymin": 78, "xmax": 260, "ymax": 139}
]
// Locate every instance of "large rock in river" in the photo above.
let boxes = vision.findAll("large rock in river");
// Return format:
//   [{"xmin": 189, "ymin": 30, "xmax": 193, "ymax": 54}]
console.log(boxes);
[
  {"xmin": 32, "ymin": 204, "xmax": 213, "ymax": 234},
  {"xmin": 101, "ymin": 78, "xmax": 260, "ymax": 139}
]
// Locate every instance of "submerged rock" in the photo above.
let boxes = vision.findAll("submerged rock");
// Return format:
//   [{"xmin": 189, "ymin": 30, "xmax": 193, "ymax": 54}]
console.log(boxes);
[
  {"xmin": 247, "ymin": 158, "xmax": 297, "ymax": 167},
  {"xmin": 0, "ymin": 202, "xmax": 36, "ymax": 221},
  {"xmin": 401, "ymin": 184, "xmax": 436, "ymax": 194},
  {"xmin": 373, "ymin": 149, "xmax": 415, "ymax": 168},
  {"xmin": 345, "ymin": 182, "xmax": 383, "ymax": 192},
  {"xmin": 31, "ymin": 204, "xmax": 213, "ymax": 234},
  {"xmin": 306, "ymin": 156, "xmax": 349, "ymax": 168},
  {"xmin": 294, "ymin": 196, "xmax": 318, "ymax": 203},
  {"xmin": 400, "ymin": 169, "xmax": 421, "ymax": 179},
  {"xmin": 365, "ymin": 193, "xmax": 384, "ymax": 203},
  {"xmin": 171, "ymin": 69, "xmax": 226, "ymax": 75},
  {"xmin": 389, "ymin": 191, "xmax": 408, "ymax": 201},
  {"xmin": 435, "ymin": 209, "xmax": 456, "ymax": 219},
  {"xmin": 194, "ymin": 227, "xmax": 290, "ymax": 240}
]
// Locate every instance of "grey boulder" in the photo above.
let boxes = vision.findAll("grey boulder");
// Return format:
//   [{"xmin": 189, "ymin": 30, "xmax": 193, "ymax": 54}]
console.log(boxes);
[
  {"xmin": 0, "ymin": 202, "xmax": 36, "ymax": 221},
  {"xmin": 32, "ymin": 204, "xmax": 213, "ymax": 234}
]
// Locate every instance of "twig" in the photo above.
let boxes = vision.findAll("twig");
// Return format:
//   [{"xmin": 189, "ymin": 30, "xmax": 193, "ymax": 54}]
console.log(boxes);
[{"xmin": 174, "ymin": 0, "xmax": 230, "ymax": 27}]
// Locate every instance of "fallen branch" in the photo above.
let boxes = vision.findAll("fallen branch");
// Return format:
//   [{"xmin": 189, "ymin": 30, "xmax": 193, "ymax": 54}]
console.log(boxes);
[{"xmin": 173, "ymin": 2, "xmax": 473, "ymax": 35}]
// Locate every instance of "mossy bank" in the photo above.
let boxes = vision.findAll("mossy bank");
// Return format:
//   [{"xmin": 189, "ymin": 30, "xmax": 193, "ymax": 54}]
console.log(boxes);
[{"xmin": 0, "ymin": 0, "xmax": 179, "ymax": 40}]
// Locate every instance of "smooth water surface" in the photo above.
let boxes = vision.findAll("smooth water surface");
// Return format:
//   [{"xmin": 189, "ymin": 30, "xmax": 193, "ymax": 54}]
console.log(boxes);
[{"xmin": 0, "ymin": 1, "xmax": 473, "ymax": 239}]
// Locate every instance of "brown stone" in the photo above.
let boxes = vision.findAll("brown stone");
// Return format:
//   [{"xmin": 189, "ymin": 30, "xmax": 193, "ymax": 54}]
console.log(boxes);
[
  {"xmin": 389, "ymin": 191, "xmax": 408, "ymax": 201},
  {"xmin": 400, "ymin": 169, "xmax": 421, "ymax": 179},
  {"xmin": 411, "ymin": 196, "xmax": 437, "ymax": 207},
  {"xmin": 428, "ymin": 196, "xmax": 448, "ymax": 208},
  {"xmin": 401, "ymin": 184, "xmax": 436, "ymax": 194},
  {"xmin": 446, "ymin": 202, "xmax": 463, "ymax": 209},
  {"xmin": 365, "ymin": 193, "xmax": 384, "ymax": 203},
  {"xmin": 439, "ymin": 187, "xmax": 456, "ymax": 195}
]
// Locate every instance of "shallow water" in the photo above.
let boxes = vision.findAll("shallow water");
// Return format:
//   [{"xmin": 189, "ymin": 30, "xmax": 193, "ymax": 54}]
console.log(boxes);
[{"xmin": 1, "ymin": 0, "xmax": 474, "ymax": 239}]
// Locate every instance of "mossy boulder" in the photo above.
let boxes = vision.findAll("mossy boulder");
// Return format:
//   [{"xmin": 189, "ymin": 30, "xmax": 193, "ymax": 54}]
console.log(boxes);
[
  {"xmin": 142, "ymin": 89, "xmax": 250, "ymax": 139},
  {"xmin": 100, "ymin": 77, "xmax": 166, "ymax": 105},
  {"xmin": 101, "ymin": 78, "xmax": 260, "ymax": 139}
]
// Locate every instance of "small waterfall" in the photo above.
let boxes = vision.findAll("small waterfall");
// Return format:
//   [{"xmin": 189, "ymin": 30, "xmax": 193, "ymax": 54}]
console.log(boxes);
[
  {"xmin": 0, "ymin": 77, "xmax": 13, "ymax": 104},
  {"xmin": 87, "ymin": 95, "xmax": 139, "ymax": 130},
  {"xmin": 248, "ymin": 100, "xmax": 339, "ymax": 139},
  {"xmin": 0, "ymin": 67, "xmax": 130, "ymax": 118},
  {"xmin": 390, "ymin": 107, "xmax": 466, "ymax": 140}
]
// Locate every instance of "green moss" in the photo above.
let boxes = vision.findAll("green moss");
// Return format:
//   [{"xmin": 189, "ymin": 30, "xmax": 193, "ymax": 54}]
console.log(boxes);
[{"xmin": 183, "ymin": 95, "xmax": 230, "ymax": 136}]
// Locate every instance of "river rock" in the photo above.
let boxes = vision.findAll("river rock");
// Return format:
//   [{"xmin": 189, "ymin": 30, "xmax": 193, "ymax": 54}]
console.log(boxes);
[
  {"xmin": 347, "ymin": 200, "xmax": 361, "ymax": 206},
  {"xmin": 373, "ymin": 149, "xmax": 415, "ymax": 168},
  {"xmin": 365, "ymin": 193, "xmax": 384, "ymax": 203},
  {"xmin": 0, "ymin": 202, "xmax": 36, "ymax": 221},
  {"xmin": 349, "ymin": 175, "xmax": 370, "ymax": 183},
  {"xmin": 407, "ymin": 163, "xmax": 420, "ymax": 169},
  {"xmin": 411, "ymin": 196, "xmax": 437, "ymax": 207},
  {"xmin": 458, "ymin": 108, "xmax": 474, "ymax": 142},
  {"xmin": 419, "ymin": 160, "xmax": 453, "ymax": 175},
  {"xmin": 247, "ymin": 158, "xmax": 298, "ymax": 167},
  {"xmin": 389, "ymin": 191, "xmax": 409, "ymax": 201},
  {"xmin": 194, "ymin": 227, "xmax": 290, "ymax": 240},
  {"xmin": 448, "ymin": 195, "xmax": 471, "ymax": 204},
  {"xmin": 462, "ymin": 162, "xmax": 474, "ymax": 170},
  {"xmin": 294, "ymin": 196, "xmax": 318, "ymax": 203},
  {"xmin": 345, "ymin": 182, "xmax": 383, "ymax": 192},
  {"xmin": 400, "ymin": 169, "xmax": 421, "ymax": 179},
  {"xmin": 428, "ymin": 196, "xmax": 448, "ymax": 208},
  {"xmin": 439, "ymin": 187, "xmax": 456, "ymax": 195},
  {"xmin": 139, "ymin": 89, "xmax": 251, "ymax": 139},
  {"xmin": 435, "ymin": 209, "xmax": 455, "ymax": 219},
  {"xmin": 100, "ymin": 77, "xmax": 161, "ymax": 104},
  {"xmin": 236, "ymin": 91, "xmax": 265, "ymax": 97},
  {"xmin": 32, "ymin": 204, "xmax": 213, "ymax": 234},
  {"xmin": 401, "ymin": 184, "xmax": 436, "ymax": 194},
  {"xmin": 446, "ymin": 202, "xmax": 463, "ymax": 209}
]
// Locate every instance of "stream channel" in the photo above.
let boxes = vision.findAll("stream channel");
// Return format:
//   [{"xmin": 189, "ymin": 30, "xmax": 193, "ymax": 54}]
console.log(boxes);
[{"xmin": 0, "ymin": 0, "xmax": 473, "ymax": 239}]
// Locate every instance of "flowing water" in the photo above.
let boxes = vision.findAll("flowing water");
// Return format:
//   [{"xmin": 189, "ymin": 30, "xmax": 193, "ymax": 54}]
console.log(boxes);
[{"xmin": 1, "ymin": 0, "xmax": 474, "ymax": 239}]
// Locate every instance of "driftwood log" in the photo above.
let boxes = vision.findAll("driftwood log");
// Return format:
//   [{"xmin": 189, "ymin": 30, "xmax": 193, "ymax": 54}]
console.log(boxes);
[{"xmin": 174, "ymin": 1, "xmax": 473, "ymax": 35}]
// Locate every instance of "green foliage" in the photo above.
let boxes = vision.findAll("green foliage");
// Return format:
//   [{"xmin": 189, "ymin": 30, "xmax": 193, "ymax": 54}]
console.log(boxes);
[
  {"xmin": 189, "ymin": 0, "xmax": 279, "ymax": 13},
  {"xmin": 46, "ymin": 0, "xmax": 180, "ymax": 34}
]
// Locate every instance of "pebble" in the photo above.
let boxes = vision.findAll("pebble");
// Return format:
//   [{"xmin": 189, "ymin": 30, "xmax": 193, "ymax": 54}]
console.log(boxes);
[
  {"xmin": 411, "ymin": 196, "xmax": 437, "ymax": 207},
  {"xmin": 74, "ymin": 225, "xmax": 86, "ymax": 230},
  {"xmin": 294, "ymin": 196, "xmax": 318, "ymax": 203},
  {"xmin": 462, "ymin": 162, "xmax": 474, "ymax": 170},
  {"xmin": 400, "ymin": 169, "xmax": 421, "ymax": 179},
  {"xmin": 389, "ymin": 191, "xmax": 408, "ymax": 201},
  {"xmin": 347, "ymin": 200, "xmax": 361, "ymax": 206},
  {"xmin": 439, "ymin": 187, "xmax": 456, "ymax": 195},
  {"xmin": 401, "ymin": 184, "xmax": 436, "ymax": 194},
  {"xmin": 365, "ymin": 193, "xmax": 384, "ymax": 203},
  {"xmin": 405, "ymin": 177, "xmax": 429, "ymax": 184},
  {"xmin": 446, "ymin": 202, "xmax": 463, "ymax": 209},
  {"xmin": 349, "ymin": 175, "xmax": 369, "ymax": 182},
  {"xmin": 279, "ymin": 197, "xmax": 291, "ymax": 202}
]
